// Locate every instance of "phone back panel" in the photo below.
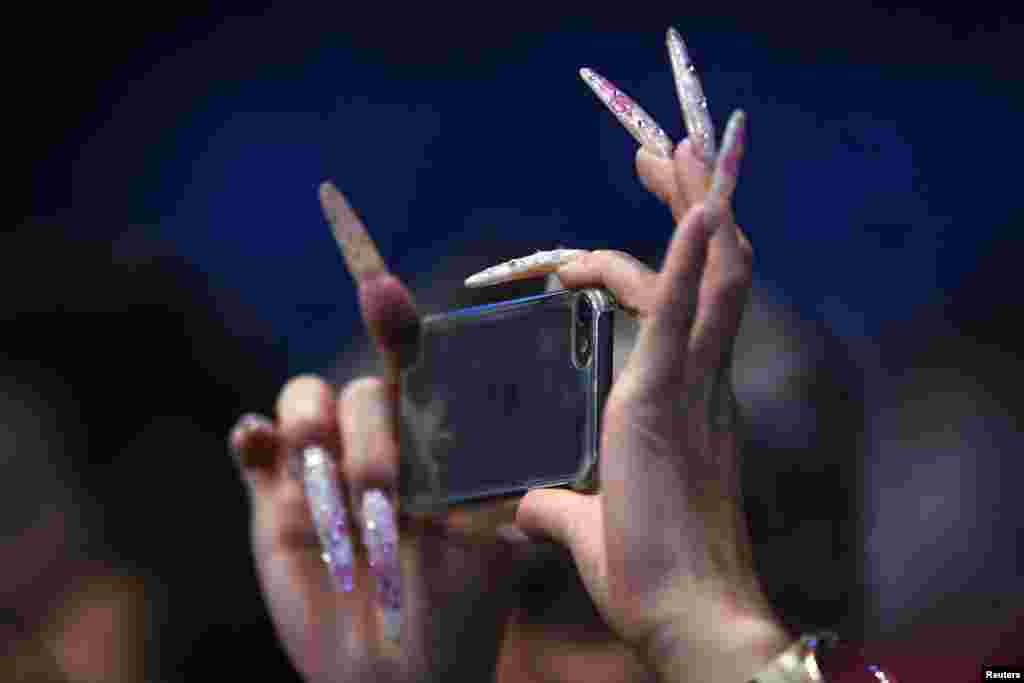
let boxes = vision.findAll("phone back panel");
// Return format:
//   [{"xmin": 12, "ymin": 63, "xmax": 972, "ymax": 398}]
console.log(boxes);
[{"xmin": 400, "ymin": 289, "xmax": 612, "ymax": 511}]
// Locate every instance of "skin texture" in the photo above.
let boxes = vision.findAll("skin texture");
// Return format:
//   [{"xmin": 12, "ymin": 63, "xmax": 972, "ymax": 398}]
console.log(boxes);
[
  {"xmin": 230, "ymin": 230, "xmax": 531, "ymax": 681},
  {"xmin": 515, "ymin": 132, "xmax": 791, "ymax": 682},
  {"xmin": 232, "ymin": 27, "xmax": 789, "ymax": 680},
  {"xmin": 231, "ymin": 134, "xmax": 790, "ymax": 681}
]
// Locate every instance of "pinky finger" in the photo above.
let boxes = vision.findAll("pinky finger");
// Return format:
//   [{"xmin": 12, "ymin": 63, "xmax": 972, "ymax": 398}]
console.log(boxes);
[{"xmin": 230, "ymin": 413, "xmax": 280, "ymax": 484}]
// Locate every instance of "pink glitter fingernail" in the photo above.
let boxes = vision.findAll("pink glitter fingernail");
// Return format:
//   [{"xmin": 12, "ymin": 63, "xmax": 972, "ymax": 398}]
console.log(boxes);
[
  {"xmin": 301, "ymin": 446, "xmax": 354, "ymax": 592},
  {"xmin": 579, "ymin": 67, "xmax": 674, "ymax": 159},
  {"xmin": 708, "ymin": 109, "xmax": 747, "ymax": 211},
  {"xmin": 362, "ymin": 489, "xmax": 401, "ymax": 639}
]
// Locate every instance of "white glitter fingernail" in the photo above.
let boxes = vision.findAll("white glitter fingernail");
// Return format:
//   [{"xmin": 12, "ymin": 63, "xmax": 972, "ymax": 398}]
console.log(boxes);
[
  {"xmin": 666, "ymin": 28, "xmax": 716, "ymax": 166},
  {"xmin": 464, "ymin": 249, "xmax": 587, "ymax": 288}
]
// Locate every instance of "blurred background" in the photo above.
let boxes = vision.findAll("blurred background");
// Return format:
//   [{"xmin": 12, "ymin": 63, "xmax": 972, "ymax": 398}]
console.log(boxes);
[{"xmin": 6, "ymin": 2, "xmax": 1023, "ymax": 680}]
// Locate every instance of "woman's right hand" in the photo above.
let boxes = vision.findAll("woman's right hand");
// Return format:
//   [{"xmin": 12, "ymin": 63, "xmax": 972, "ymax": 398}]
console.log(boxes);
[{"xmin": 229, "ymin": 184, "xmax": 530, "ymax": 683}]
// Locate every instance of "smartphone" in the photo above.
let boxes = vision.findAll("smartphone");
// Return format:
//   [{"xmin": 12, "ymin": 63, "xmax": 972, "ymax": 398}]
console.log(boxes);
[{"xmin": 398, "ymin": 288, "xmax": 616, "ymax": 513}]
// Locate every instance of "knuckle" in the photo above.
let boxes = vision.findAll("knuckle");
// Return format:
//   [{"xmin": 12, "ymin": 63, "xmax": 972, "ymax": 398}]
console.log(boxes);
[
  {"xmin": 712, "ymin": 265, "xmax": 752, "ymax": 301},
  {"xmin": 652, "ymin": 289, "xmax": 698, "ymax": 326},
  {"xmin": 341, "ymin": 430, "xmax": 397, "ymax": 490},
  {"xmin": 338, "ymin": 376, "xmax": 387, "ymax": 433},
  {"xmin": 338, "ymin": 376, "xmax": 384, "ymax": 412},
  {"xmin": 604, "ymin": 248, "xmax": 638, "ymax": 264},
  {"xmin": 583, "ymin": 249, "xmax": 609, "ymax": 269},
  {"xmin": 735, "ymin": 226, "xmax": 755, "ymax": 262},
  {"xmin": 705, "ymin": 282, "xmax": 739, "ymax": 309},
  {"xmin": 736, "ymin": 243, "xmax": 754, "ymax": 271},
  {"xmin": 277, "ymin": 373, "xmax": 327, "ymax": 407},
  {"xmin": 276, "ymin": 374, "xmax": 334, "ymax": 435},
  {"xmin": 592, "ymin": 249, "xmax": 654, "ymax": 279},
  {"xmin": 673, "ymin": 139, "xmax": 691, "ymax": 165},
  {"xmin": 587, "ymin": 249, "xmax": 614, "ymax": 272},
  {"xmin": 337, "ymin": 376, "xmax": 397, "ymax": 486},
  {"xmin": 602, "ymin": 391, "xmax": 634, "ymax": 428},
  {"xmin": 346, "ymin": 453, "xmax": 397, "ymax": 490}
]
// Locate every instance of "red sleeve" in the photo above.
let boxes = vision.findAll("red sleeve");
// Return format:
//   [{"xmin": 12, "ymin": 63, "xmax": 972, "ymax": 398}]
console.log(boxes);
[{"xmin": 818, "ymin": 611, "xmax": 1024, "ymax": 682}]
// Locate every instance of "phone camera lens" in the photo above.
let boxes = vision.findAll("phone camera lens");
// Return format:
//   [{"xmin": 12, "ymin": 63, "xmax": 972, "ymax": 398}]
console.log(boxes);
[
  {"xmin": 574, "ymin": 296, "xmax": 593, "ymax": 367},
  {"xmin": 577, "ymin": 334, "xmax": 590, "ymax": 360}
]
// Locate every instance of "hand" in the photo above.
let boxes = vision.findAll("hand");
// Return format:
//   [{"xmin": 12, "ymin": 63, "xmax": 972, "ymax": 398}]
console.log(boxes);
[
  {"xmin": 230, "ymin": 185, "xmax": 529, "ymax": 683},
  {"xmin": 507, "ymin": 32, "xmax": 791, "ymax": 682}
]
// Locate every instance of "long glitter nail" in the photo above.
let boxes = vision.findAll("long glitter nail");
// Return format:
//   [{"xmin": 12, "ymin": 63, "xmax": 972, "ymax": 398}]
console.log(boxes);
[
  {"xmin": 579, "ymin": 67, "xmax": 674, "ymax": 159},
  {"xmin": 229, "ymin": 413, "xmax": 273, "ymax": 460},
  {"xmin": 708, "ymin": 109, "xmax": 747, "ymax": 214},
  {"xmin": 319, "ymin": 181, "xmax": 387, "ymax": 280},
  {"xmin": 301, "ymin": 445, "xmax": 355, "ymax": 592},
  {"xmin": 362, "ymin": 489, "xmax": 401, "ymax": 639},
  {"xmin": 666, "ymin": 28, "xmax": 716, "ymax": 167},
  {"xmin": 464, "ymin": 249, "xmax": 587, "ymax": 288}
]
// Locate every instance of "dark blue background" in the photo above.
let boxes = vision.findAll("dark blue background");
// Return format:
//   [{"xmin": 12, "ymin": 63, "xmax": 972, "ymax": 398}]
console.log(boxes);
[
  {"xmin": 24, "ymin": 3, "xmax": 1023, "ymax": 373},
  {"xmin": 11, "ymin": 4, "xmax": 1024, "ymax": 679}
]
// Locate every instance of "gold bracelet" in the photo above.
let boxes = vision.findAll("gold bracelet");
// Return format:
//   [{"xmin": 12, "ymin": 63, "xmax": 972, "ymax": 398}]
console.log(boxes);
[{"xmin": 748, "ymin": 633, "xmax": 833, "ymax": 683}]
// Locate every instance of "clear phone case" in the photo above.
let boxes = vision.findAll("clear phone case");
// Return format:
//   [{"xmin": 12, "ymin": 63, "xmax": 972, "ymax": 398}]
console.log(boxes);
[{"xmin": 399, "ymin": 288, "xmax": 615, "ymax": 513}]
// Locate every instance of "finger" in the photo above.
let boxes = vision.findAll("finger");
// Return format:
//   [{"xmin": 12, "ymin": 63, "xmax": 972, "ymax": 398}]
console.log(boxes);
[
  {"xmin": 660, "ymin": 114, "xmax": 747, "ymax": 329},
  {"xmin": 707, "ymin": 110, "xmax": 746, "ymax": 218},
  {"xmin": 515, "ymin": 488, "xmax": 595, "ymax": 549},
  {"xmin": 712, "ymin": 110, "xmax": 752, "ymax": 260},
  {"xmin": 338, "ymin": 386, "xmax": 527, "ymax": 647},
  {"xmin": 229, "ymin": 413, "xmax": 279, "ymax": 486},
  {"xmin": 666, "ymin": 27, "xmax": 716, "ymax": 167},
  {"xmin": 636, "ymin": 145, "xmax": 687, "ymax": 221},
  {"xmin": 338, "ymin": 377, "xmax": 402, "ymax": 640},
  {"xmin": 690, "ymin": 111, "xmax": 752, "ymax": 374},
  {"xmin": 444, "ymin": 497, "xmax": 522, "ymax": 539},
  {"xmin": 276, "ymin": 374, "xmax": 340, "ymax": 452},
  {"xmin": 579, "ymin": 67, "xmax": 674, "ymax": 160},
  {"xmin": 463, "ymin": 249, "xmax": 588, "ymax": 288},
  {"xmin": 361, "ymin": 489, "xmax": 401, "ymax": 640},
  {"xmin": 275, "ymin": 376, "xmax": 356, "ymax": 594},
  {"xmin": 684, "ymin": 108, "xmax": 751, "ymax": 257},
  {"xmin": 301, "ymin": 444, "xmax": 359, "ymax": 595},
  {"xmin": 318, "ymin": 182, "xmax": 415, "ymax": 641},
  {"xmin": 319, "ymin": 181, "xmax": 385, "ymax": 279},
  {"xmin": 673, "ymin": 133, "xmax": 713, "ymax": 209},
  {"xmin": 555, "ymin": 249, "xmax": 659, "ymax": 316},
  {"xmin": 338, "ymin": 377, "xmax": 399, "ymax": 500},
  {"xmin": 516, "ymin": 489, "xmax": 605, "ymax": 596},
  {"xmin": 690, "ymin": 223, "xmax": 752, "ymax": 378},
  {"xmin": 319, "ymin": 181, "xmax": 420, "ymax": 379},
  {"xmin": 636, "ymin": 204, "xmax": 716, "ymax": 377}
]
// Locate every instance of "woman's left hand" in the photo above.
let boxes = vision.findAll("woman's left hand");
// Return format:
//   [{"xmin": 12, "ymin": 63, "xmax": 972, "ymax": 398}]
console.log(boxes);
[{"xmin": 470, "ymin": 30, "xmax": 793, "ymax": 682}]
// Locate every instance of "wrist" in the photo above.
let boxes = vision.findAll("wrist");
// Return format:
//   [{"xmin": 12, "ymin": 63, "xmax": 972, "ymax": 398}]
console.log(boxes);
[{"xmin": 645, "ymin": 607, "xmax": 793, "ymax": 683}]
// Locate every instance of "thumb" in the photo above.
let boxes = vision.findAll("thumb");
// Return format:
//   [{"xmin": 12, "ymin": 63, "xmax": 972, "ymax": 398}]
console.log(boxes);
[
  {"xmin": 516, "ymin": 489, "xmax": 606, "ymax": 607},
  {"xmin": 515, "ymin": 488, "xmax": 595, "ymax": 549}
]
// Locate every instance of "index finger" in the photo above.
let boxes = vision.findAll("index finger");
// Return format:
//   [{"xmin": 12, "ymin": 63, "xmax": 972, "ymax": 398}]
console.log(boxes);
[{"xmin": 319, "ymin": 181, "xmax": 420, "ymax": 382}]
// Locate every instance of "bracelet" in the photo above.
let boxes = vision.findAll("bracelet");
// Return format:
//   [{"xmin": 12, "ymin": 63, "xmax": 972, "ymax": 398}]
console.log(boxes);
[{"xmin": 748, "ymin": 633, "xmax": 835, "ymax": 683}]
